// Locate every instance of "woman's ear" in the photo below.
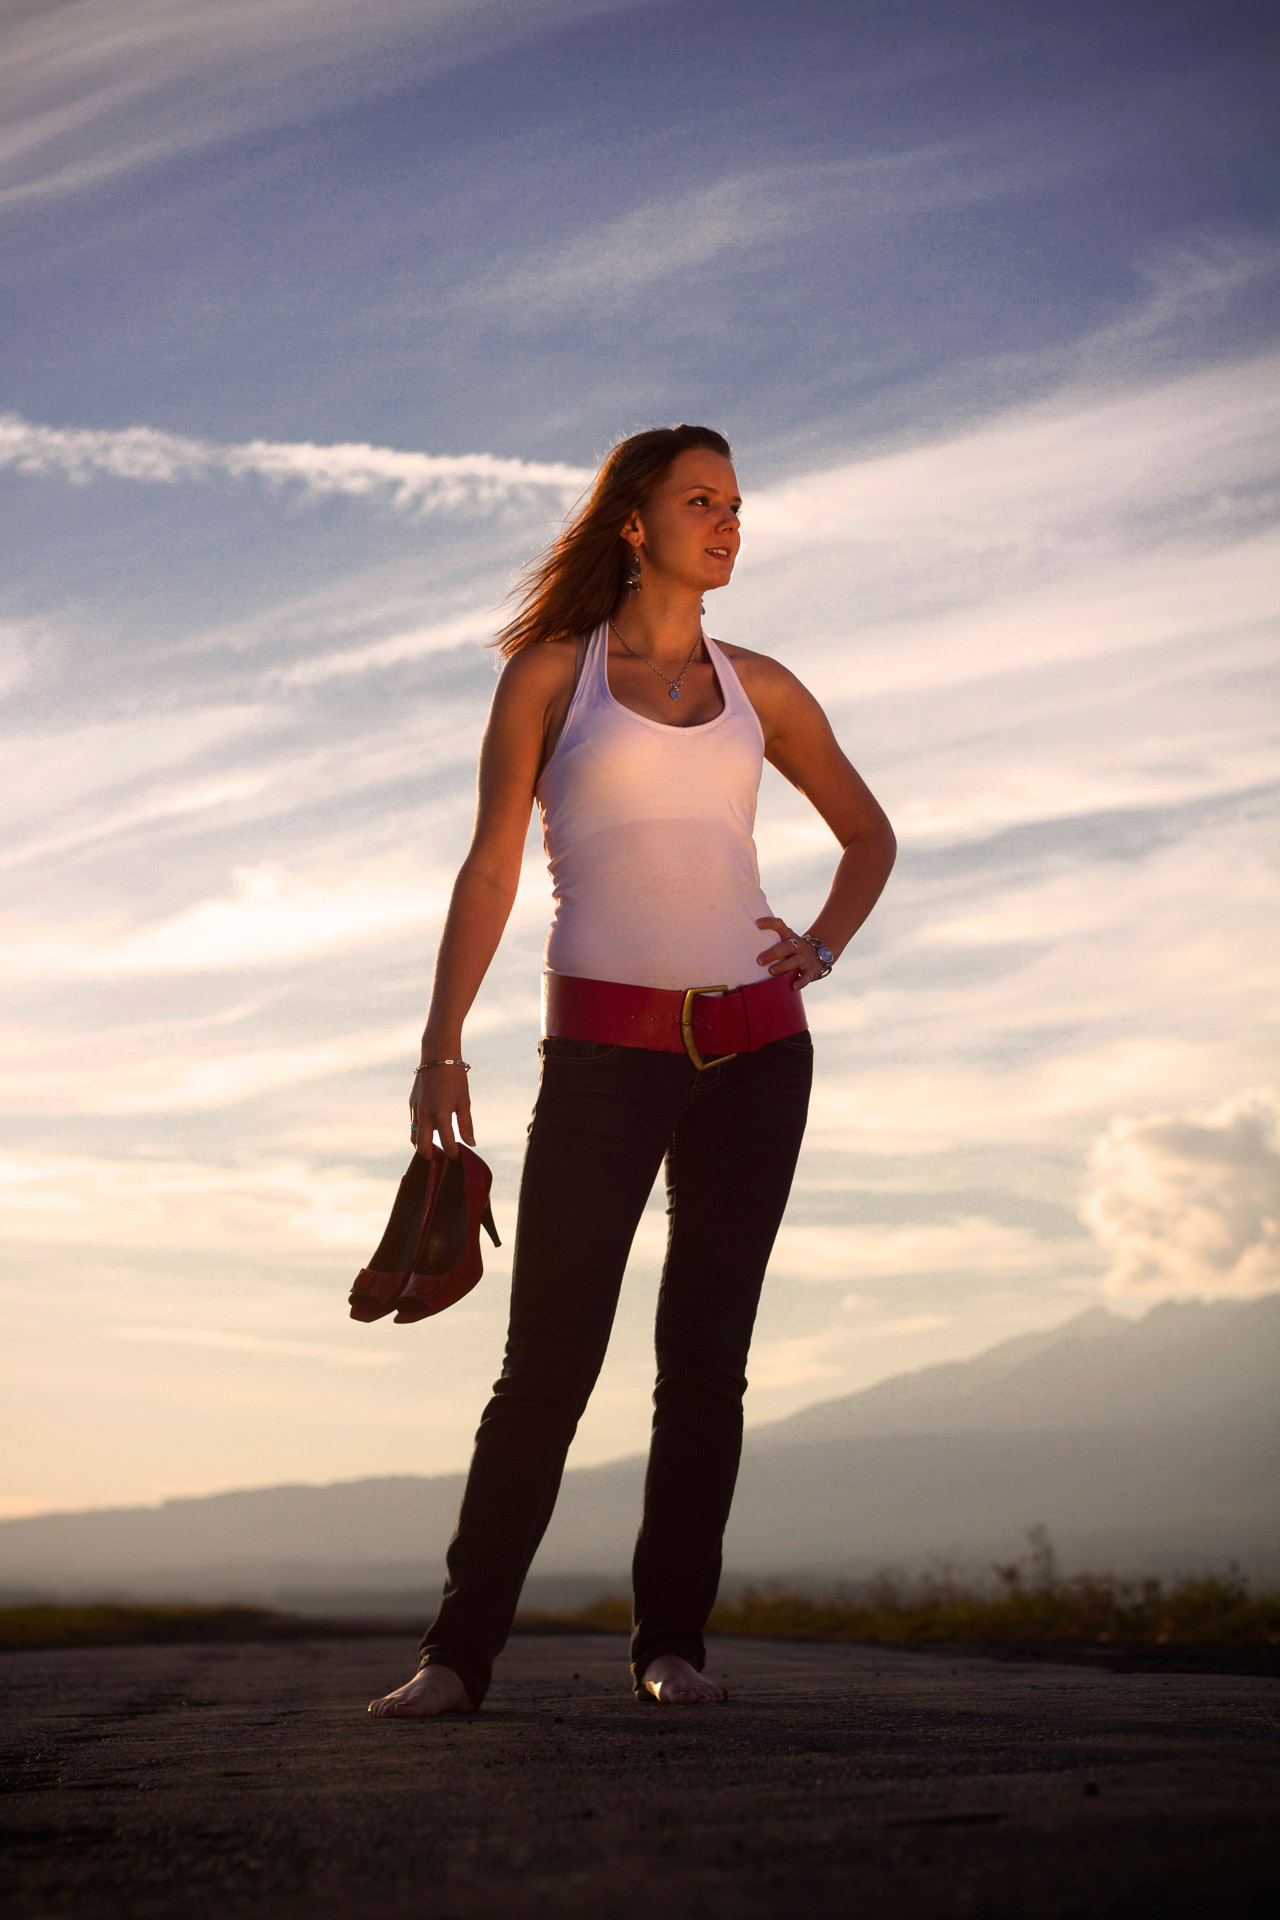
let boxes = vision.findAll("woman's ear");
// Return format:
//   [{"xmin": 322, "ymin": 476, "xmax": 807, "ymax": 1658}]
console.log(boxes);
[{"xmin": 619, "ymin": 508, "xmax": 643, "ymax": 548}]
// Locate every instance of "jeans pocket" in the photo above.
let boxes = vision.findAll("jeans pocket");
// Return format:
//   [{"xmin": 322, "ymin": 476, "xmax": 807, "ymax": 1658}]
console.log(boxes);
[
  {"xmin": 775, "ymin": 1030, "xmax": 814, "ymax": 1053},
  {"xmin": 540, "ymin": 1036, "xmax": 621, "ymax": 1065}
]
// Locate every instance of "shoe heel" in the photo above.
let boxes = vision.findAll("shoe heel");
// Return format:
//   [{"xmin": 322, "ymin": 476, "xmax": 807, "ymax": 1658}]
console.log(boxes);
[
  {"xmin": 394, "ymin": 1144, "xmax": 496, "ymax": 1322},
  {"xmin": 348, "ymin": 1148, "xmax": 442, "ymax": 1322}
]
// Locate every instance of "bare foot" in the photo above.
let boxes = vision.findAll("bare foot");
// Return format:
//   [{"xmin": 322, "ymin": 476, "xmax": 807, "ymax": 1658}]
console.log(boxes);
[
  {"xmin": 641, "ymin": 1655, "xmax": 727, "ymax": 1705},
  {"xmin": 368, "ymin": 1665, "xmax": 475, "ymax": 1717}
]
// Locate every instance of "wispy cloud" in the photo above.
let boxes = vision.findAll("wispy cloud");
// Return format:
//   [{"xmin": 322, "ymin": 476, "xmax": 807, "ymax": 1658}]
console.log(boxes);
[
  {"xmin": 1082, "ymin": 235, "xmax": 1280, "ymax": 356},
  {"xmin": 266, "ymin": 610, "xmax": 503, "ymax": 688},
  {"xmin": 480, "ymin": 145, "xmax": 1060, "ymax": 315},
  {"xmin": 772, "ymin": 1218, "xmax": 1091, "ymax": 1282},
  {"xmin": 745, "ymin": 1310, "xmax": 964, "ymax": 1397},
  {"xmin": 107, "ymin": 1324, "xmax": 399, "ymax": 1367},
  {"xmin": 0, "ymin": 415, "xmax": 590, "ymax": 514},
  {"xmin": 0, "ymin": 0, "xmax": 638, "ymax": 208},
  {"xmin": 0, "ymin": 1149, "xmax": 415, "ymax": 1253},
  {"xmin": 89, "ymin": 859, "xmax": 448, "ymax": 977},
  {"xmin": 0, "ymin": 843, "xmax": 554, "ymax": 996},
  {"xmin": 745, "ymin": 1334, "xmax": 845, "ymax": 1394},
  {"xmin": 744, "ymin": 353, "xmax": 1280, "ymax": 578}
]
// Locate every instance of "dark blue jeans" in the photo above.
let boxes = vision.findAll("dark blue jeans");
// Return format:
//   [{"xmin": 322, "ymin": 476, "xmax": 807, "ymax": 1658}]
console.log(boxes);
[{"xmin": 417, "ymin": 1028, "xmax": 813, "ymax": 1705}]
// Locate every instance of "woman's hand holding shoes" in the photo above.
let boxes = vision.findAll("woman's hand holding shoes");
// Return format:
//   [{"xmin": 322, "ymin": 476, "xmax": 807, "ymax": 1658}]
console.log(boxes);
[{"xmin": 410, "ymin": 1059, "xmax": 474, "ymax": 1158}]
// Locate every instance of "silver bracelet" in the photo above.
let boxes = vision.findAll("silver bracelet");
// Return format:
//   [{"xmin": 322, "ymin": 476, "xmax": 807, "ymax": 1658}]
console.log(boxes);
[{"xmin": 416, "ymin": 1058, "xmax": 470, "ymax": 1072}]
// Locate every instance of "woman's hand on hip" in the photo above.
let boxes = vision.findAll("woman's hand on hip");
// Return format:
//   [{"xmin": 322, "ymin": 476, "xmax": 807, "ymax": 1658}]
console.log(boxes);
[
  {"xmin": 409, "ymin": 1063, "xmax": 474, "ymax": 1158},
  {"xmin": 755, "ymin": 916, "xmax": 820, "ymax": 990}
]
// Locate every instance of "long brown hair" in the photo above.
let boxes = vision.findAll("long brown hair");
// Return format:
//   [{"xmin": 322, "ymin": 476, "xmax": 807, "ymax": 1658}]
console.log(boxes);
[{"xmin": 493, "ymin": 424, "xmax": 732, "ymax": 657}]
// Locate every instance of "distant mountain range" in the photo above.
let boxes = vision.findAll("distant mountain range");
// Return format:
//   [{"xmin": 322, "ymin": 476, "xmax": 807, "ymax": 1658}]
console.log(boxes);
[{"xmin": 3, "ymin": 1297, "xmax": 1276, "ymax": 1609}]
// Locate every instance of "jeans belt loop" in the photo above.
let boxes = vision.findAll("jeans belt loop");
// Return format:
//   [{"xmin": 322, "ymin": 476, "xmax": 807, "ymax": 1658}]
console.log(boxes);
[{"xmin": 679, "ymin": 986, "xmax": 739, "ymax": 1071}]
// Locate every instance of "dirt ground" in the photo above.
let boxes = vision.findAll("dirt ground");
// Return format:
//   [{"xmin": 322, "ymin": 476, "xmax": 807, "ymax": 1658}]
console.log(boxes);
[{"xmin": 2, "ymin": 1631, "xmax": 1277, "ymax": 1919}]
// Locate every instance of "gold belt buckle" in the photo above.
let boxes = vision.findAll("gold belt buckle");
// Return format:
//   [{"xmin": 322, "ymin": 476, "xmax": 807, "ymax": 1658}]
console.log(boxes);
[{"xmin": 680, "ymin": 986, "xmax": 738, "ymax": 1071}]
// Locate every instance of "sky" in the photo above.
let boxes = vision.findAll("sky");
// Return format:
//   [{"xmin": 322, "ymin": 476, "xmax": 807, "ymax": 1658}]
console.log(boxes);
[{"xmin": 1, "ymin": 0, "xmax": 1277, "ymax": 1517}]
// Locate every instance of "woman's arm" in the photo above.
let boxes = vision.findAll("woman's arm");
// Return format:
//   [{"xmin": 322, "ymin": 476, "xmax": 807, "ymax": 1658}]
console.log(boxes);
[
  {"xmin": 732, "ymin": 649, "xmax": 897, "ymax": 986},
  {"xmin": 413, "ymin": 644, "xmax": 572, "ymax": 1155}
]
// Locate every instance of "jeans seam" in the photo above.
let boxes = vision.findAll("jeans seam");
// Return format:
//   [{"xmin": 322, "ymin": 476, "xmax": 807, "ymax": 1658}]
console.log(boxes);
[{"xmin": 481, "ymin": 1325, "xmax": 614, "ymax": 1652}]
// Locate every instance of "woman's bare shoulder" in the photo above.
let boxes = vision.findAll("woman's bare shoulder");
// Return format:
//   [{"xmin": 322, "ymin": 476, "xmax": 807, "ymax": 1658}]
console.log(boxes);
[
  {"xmin": 716, "ymin": 640, "xmax": 806, "ymax": 701},
  {"xmin": 494, "ymin": 636, "xmax": 579, "ymax": 705}
]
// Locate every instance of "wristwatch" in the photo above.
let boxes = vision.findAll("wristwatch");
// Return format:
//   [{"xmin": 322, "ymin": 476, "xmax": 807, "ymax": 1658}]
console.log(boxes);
[{"xmin": 800, "ymin": 932, "xmax": 834, "ymax": 978}]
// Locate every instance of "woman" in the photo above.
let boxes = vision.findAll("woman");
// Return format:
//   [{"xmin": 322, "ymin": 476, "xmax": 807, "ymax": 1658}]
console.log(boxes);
[{"xmin": 369, "ymin": 424, "xmax": 895, "ymax": 1716}]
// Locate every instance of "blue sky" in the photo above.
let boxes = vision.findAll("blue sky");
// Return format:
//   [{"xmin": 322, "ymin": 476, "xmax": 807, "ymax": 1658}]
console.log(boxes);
[{"xmin": 1, "ymin": 0, "xmax": 1277, "ymax": 1516}]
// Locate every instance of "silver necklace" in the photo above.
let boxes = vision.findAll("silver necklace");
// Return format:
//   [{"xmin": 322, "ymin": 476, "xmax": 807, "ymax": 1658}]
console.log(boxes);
[{"xmin": 608, "ymin": 621, "xmax": 703, "ymax": 702}]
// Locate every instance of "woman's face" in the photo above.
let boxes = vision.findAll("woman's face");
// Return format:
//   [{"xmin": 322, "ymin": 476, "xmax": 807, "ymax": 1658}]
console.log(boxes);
[{"xmin": 626, "ymin": 448, "xmax": 741, "ymax": 596}]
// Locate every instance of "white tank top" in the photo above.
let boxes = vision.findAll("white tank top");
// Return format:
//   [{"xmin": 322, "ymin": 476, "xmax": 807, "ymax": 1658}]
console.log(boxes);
[{"xmin": 535, "ymin": 622, "xmax": 776, "ymax": 991}]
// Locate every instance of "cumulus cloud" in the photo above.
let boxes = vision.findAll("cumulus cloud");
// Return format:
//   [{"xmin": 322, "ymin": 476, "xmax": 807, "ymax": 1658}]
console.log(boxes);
[
  {"xmin": 0, "ymin": 415, "xmax": 590, "ymax": 515},
  {"xmin": 1083, "ymin": 1092, "xmax": 1280, "ymax": 1300}
]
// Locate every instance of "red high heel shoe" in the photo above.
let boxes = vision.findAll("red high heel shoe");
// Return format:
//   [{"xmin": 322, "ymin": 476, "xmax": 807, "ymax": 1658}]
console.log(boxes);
[
  {"xmin": 347, "ymin": 1147, "xmax": 446, "ymax": 1322},
  {"xmin": 393, "ymin": 1141, "xmax": 501, "ymax": 1323}
]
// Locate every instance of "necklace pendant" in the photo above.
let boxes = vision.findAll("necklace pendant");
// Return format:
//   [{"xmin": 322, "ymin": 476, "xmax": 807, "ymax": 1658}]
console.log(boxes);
[{"xmin": 669, "ymin": 685, "xmax": 681, "ymax": 700}]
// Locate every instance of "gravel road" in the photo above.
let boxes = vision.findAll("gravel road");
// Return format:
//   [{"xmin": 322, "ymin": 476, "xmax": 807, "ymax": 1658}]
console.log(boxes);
[{"xmin": 2, "ymin": 1632, "xmax": 1276, "ymax": 1918}]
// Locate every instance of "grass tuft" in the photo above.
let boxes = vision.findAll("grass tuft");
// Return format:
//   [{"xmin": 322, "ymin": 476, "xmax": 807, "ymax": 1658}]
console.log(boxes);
[
  {"xmin": 0, "ymin": 1604, "xmax": 343, "ymax": 1653},
  {"xmin": 556, "ymin": 1531, "xmax": 1280, "ymax": 1646}
]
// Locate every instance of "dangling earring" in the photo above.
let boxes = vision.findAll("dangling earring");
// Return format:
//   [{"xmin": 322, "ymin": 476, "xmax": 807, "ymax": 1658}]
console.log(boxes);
[
  {"xmin": 626, "ymin": 547, "xmax": 642, "ymax": 593},
  {"xmin": 700, "ymin": 597, "xmax": 706, "ymax": 616}
]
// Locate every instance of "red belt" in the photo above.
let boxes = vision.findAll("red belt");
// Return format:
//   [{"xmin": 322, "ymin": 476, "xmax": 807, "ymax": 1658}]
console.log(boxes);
[{"xmin": 543, "ymin": 971, "xmax": 808, "ymax": 1070}]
